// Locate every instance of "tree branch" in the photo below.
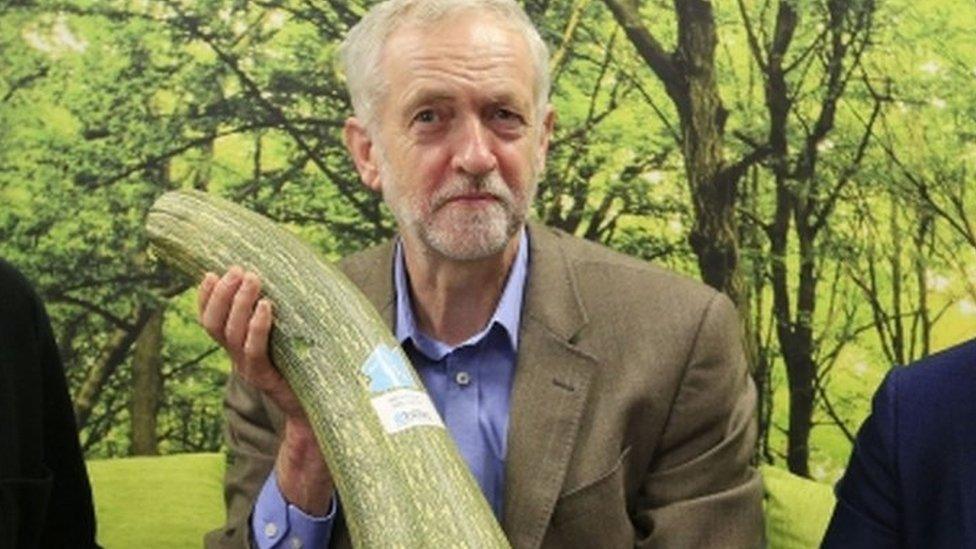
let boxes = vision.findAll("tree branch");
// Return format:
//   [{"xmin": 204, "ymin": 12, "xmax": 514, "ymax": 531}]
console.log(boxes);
[
  {"xmin": 735, "ymin": 0, "xmax": 767, "ymax": 71},
  {"xmin": 550, "ymin": 0, "xmax": 591, "ymax": 78},
  {"xmin": 46, "ymin": 293, "xmax": 133, "ymax": 332},
  {"xmin": 815, "ymin": 383, "xmax": 855, "ymax": 443},
  {"xmin": 2, "ymin": 66, "xmax": 49, "ymax": 103},
  {"xmin": 163, "ymin": 346, "xmax": 222, "ymax": 380},
  {"xmin": 601, "ymin": 0, "xmax": 686, "ymax": 110}
]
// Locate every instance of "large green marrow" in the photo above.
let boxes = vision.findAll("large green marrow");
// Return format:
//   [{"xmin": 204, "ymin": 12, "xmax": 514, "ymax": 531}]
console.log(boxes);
[{"xmin": 146, "ymin": 189, "xmax": 509, "ymax": 548}]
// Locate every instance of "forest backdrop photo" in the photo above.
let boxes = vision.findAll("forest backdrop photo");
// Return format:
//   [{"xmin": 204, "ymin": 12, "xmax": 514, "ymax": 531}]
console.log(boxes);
[{"xmin": 1, "ymin": 0, "xmax": 974, "ymax": 500}]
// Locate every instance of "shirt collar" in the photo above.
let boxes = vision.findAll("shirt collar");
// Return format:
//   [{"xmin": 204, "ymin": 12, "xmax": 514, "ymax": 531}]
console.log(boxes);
[{"xmin": 394, "ymin": 228, "xmax": 529, "ymax": 357}]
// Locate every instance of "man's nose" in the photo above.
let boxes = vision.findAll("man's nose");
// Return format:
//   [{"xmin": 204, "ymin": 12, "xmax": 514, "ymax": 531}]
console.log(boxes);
[{"xmin": 452, "ymin": 116, "xmax": 498, "ymax": 176}]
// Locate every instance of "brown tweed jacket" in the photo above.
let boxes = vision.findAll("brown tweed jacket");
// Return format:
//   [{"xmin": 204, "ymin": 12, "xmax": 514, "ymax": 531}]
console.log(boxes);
[{"xmin": 205, "ymin": 221, "xmax": 763, "ymax": 548}]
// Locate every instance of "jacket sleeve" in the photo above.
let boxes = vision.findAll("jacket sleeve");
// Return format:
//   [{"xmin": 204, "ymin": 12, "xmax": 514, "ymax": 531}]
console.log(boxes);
[
  {"xmin": 204, "ymin": 373, "xmax": 281, "ymax": 548},
  {"xmin": 821, "ymin": 370, "xmax": 901, "ymax": 547},
  {"xmin": 635, "ymin": 292, "xmax": 764, "ymax": 548}
]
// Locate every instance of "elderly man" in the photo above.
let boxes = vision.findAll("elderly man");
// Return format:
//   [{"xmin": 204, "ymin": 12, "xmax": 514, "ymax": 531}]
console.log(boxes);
[{"xmin": 200, "ymin": 0, "xmax": 762, "ymax": 547}]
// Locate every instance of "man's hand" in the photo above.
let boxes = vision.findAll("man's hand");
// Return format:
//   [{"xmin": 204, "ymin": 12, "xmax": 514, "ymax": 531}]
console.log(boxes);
[{"xmin": 198, "ymin": 267, "xmax": 335, "ymax": 516}]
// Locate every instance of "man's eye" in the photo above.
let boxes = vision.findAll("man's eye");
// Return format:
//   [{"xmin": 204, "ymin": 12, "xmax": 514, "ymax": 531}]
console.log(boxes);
[
  {"xmin": 494, "ymin": 109, "xmax": 523, "ymax": 123},
  {"xmin": 414, "ymin": 110, "xmax": 438, "ymax": 124},
  {"xmin": 492, "ymin": 109, "xmax": 527, "ymax": 132}
]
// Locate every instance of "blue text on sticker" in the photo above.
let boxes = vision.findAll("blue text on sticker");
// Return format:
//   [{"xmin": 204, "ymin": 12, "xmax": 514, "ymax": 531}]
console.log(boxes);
[{"xmin": 361, "ymin": 344, "xmax": 417, "ymax": 393}]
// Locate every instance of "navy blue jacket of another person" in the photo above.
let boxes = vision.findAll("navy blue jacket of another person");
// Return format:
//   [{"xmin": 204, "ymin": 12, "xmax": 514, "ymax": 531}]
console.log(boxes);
[
  {"xmin": 0, "ymin": 259, "xmax": 99, "ymax": 548},
  {"xmin": 822, "ymin": 338, "xmax": 976, "ymax": 548}
]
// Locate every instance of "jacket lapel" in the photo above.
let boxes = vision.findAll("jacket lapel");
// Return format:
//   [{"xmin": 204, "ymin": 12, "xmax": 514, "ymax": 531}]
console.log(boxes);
[
  {"xmin": 340, "ymin": 239, "xmax": 396, "ymax": 330},
  {"xmin": 503, "ymin": 222, "xmax": 598, "ymax": 548}
]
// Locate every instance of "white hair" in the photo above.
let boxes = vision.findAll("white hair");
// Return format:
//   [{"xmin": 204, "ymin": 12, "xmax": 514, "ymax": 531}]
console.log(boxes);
[{"xmin": 338, "ymin": 0, "xmax": 551, "ymax": 130}]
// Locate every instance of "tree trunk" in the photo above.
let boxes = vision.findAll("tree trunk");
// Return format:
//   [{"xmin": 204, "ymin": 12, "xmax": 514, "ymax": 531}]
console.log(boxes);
[
  {"xmin": 73, "ymin": 306, "xmax": 151, "ymax": 429},
  {"xmin": 787, "ymin": 223, "xmax": 818, "ymax": 477},
  {"xmin": 130, "ymin": 305, "xmax": 165, "ymax": 455},
  {"xmin": 674, "ymin": 0, "xmax": 743, "ymax": 307},
  {"xmin": 602, "ymin": 0, "xmax": 744, "ymax": 306},
  {"xmin": 784, "ymin": 349, "xmax": 814, "ymax": 476},
  {"xmin": 742, "ymin": 168, "xmax": 773, "ymax": 461}
]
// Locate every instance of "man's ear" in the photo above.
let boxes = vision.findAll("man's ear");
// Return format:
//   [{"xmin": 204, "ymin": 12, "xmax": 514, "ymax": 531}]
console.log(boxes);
[
  {"xmin": 536, "ymin": 105, "xmax": 555, "ymax": 174},
  {"xmin": 343, "ymin": 117, "xmax": 382, "ymax": 192}
]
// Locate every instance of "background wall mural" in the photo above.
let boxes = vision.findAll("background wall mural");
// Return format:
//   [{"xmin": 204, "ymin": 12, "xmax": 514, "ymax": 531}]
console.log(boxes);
[{"xmin": 2, "ymin": 0, "xmax": 974, "ymax": 485}]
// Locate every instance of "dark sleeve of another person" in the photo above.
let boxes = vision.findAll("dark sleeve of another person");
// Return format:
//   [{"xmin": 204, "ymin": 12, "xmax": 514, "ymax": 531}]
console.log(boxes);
[
  {"xmin": 0, "ymin": 259, "xmax": 99, "ymax": 549},
  {"xmin": 820, "ymin": 369, "xmax": 901, "ymax": 548}
]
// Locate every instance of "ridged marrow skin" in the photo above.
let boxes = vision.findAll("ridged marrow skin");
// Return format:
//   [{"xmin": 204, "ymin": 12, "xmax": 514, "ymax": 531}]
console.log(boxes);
[{"xmin": 146, "ymin": 190, "xmax": 509, "ymax": 548}]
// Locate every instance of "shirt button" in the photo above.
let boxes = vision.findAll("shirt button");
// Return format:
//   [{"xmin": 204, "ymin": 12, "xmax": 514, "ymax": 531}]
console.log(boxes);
[
  {"xmin": 455, "ymin": 371, "xmax": 471, "ymax": 386},
  {"xmin": 263, "ymin": 522, "xmax": 279, "ymax": 539},
  {"xmin": 289, "ymin": 537, "xmax": 303, "ymax": 548}
]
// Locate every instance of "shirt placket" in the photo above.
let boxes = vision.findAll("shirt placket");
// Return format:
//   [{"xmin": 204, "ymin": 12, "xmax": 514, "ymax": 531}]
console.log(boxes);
[{"xmin": 442, "ymin": 347, "xmax": 485, "ymax": 495}]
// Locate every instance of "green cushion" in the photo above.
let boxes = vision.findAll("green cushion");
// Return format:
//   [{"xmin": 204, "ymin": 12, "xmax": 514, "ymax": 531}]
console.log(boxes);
[
  {"xmin": 86, "ymin": 452, "xmax": 226, "ymax": 548},
  {"xmin": 762, "ymin": 465, "xmax": 837, "ymax": 548}
]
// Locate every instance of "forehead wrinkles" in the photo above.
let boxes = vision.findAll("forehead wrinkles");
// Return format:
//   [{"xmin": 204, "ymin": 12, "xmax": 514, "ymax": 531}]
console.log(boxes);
[
  {"xmin": 407, "ymin": 48, "xmax": 524, "ymax": 84},
  {"xmin": 381, "ymin": 15, "xmax": 535, "ymax": 96},
  {"xmin": 386, "ymin": 47, "xmax": 534, "ymax": 117}
]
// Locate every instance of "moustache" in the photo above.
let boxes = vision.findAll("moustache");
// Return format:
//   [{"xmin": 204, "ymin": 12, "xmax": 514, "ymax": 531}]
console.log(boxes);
[{"xmin": 431, "ymin": 173, "xmax": 514, "ymax": 211}]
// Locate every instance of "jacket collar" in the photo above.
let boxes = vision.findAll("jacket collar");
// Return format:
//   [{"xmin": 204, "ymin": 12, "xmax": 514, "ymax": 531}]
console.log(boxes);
[{"xmin": 349, "ymin": 220, "xmax": 589, "ymax": 343}]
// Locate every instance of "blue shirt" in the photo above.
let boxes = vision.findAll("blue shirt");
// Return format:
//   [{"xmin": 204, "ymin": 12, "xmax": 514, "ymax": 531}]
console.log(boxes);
[{"xmin": 252, "ymin": 230, "xmax": 528, "ymax": 548}]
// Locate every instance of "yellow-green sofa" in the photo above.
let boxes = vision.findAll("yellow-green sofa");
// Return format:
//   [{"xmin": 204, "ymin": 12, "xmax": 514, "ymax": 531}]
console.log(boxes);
[{"xmin": 86, "ymin": 454, "xmax": 836, "ymax": 548}]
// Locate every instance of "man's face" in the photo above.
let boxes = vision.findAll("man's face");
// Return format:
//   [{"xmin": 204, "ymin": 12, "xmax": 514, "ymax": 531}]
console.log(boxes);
[{"xmin": 365, "ymin": 11, "xmax": 552, "ymax": 261}]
